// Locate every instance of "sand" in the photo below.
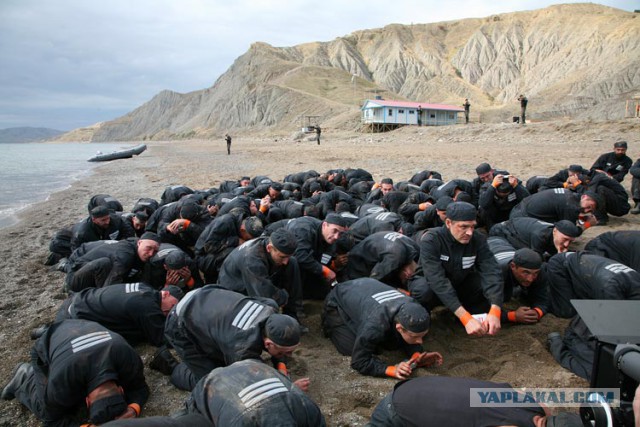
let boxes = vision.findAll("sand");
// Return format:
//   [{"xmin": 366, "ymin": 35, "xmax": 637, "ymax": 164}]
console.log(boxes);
[{"xmin": 0, "ymin": 118, "xmax": 639, "ymax": 426}]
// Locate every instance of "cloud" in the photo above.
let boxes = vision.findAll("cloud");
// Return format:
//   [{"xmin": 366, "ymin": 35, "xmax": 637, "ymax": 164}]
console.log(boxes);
[{"xmin": 0, "ymin": 0, "xmax": 635, "ymax": 129}]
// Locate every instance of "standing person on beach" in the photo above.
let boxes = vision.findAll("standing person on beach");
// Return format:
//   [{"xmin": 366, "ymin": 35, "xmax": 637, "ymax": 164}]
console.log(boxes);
[
  {"xmin": 225, "ymin": 134, "xmax": 231, "ymax": 155},
  {"xmin": 517, "ymin": 94, "xmax": 528, "ymax": 124},
  {"xmin": 315, "ymin": 125, "xmax": 321, "ymax": 145},
  {"xmin": 462, "ymin": 99, "xmax": 471, "ymax": 124}
]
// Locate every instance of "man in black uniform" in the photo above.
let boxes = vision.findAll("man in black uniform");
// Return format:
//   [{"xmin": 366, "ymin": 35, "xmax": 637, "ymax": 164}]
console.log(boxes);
[
  {"xmin": 184, "ymin": 359, "xmax": 324, "ymax": 426},
  {"xmin": 509, "ymin": 188, "xmax": 600, "ymax": 228},
  {"xmin": 142, "ymin": 243, "xmax": 203, "ymax": 291},
  {"xmin": 544, "ymin": 251, "xmax": 640, "ymax": 319},
  {"xmin": 119, "ymin": 211, "xmax": 148, "ymax": 238},
  {"xmin": 518, "ymin": 94, "xmax": 528, "ymax": 124},
  {"xmin": 54, "ymin": 282, "xmax": 183, "ymax": 347},
  {"xmin": 630, "ymin": 157, "xmax": 640, "ymax": 213},
  {"xmin": 478, "ymin": 173, "xmax": 529, "ymax": 231},
  {"xmin": 472, "ymin": 163, "xmax": 509, "ymax": 206},
  {"xmin": 157, "ymin": 201, "xmax": 210, "ymax": 256},
  {"xmin": 585, "ymin": 230, "xmax": 640, "ymax": 271},
  {"xmin": 315, "ymin": 125, "xmax": 321, "ymax": 145},
  {"xmin": 419, "ymin": 202, "xmax": 503, "ymax": 336},
  {"xmin": 489, "ymin": 217, "xmax": 581, "ymax": 259},
  {"xmin": 64, "ymin": 232, "xmax": 161, "ymax": 292},
  {"xmin": 218, "ymin": 228, "xmax": 303, "ymax": 318},
  {"xmin": 368, "ymin": 376, "xmax": 578, "ymax": 427},
  {"xmin": 487, "ymin": 238, "xmax": 550, "ymax": 324},
  {"xmin": 463, "ymin": 98, "xmax": 471, "ymax": 123},
  {"xmin": 591, "ymin": 140, "xmax": 632, "ymax": 182},
  {"xmin": 71, "ymin": 205, "xmax": 136, "ymax": 251},
  {"xmin": 1, "ymin": 319, "xmax": 149, "ymax": 425},
  {"xmin": 545, "ymin": 250, "xmax": 640, "ymax": 380},
  {"xmin": 284, "ymin": 214, "xmax": 349, "ymax": 299},
  {"xmin": 194, "ymin": 212, "xmax": 263, "ymax": 283},
  {"xmin": 163, "ymin": 286, "xmax": 304, "ymax": 391},
  {"xmin": 413, "ymin": 195, "xmax": 451, "ymax": 232},
  {"xmin": 225, "ymin": 134, "xmax": 231, "ymax": 155},
  {"xmin": 345, "ymin": 231, "xmax": 431, "ymax": 305},
  {"xmin": 322, "ymin": 278, "xmax": 442, "ymax": 379}
]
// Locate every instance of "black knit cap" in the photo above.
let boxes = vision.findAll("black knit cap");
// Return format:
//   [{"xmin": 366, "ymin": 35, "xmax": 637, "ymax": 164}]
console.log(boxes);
[
  {"xmin": 512, "ymin": 248, "xmax": 542, "ymax": 269},
  {"xmin": 164, "ymin": 285, "xmax": 185, "ymax": 301},
  {"xmin": 554, "ymin": 220, "xmax": 582, "ymax": 238},
  {"xmin": 265, "ymin": 314, "xmax": 301, "ymax": 347},
  {"xmin": 164, "ymin": 250, "xmax": 190, "ymax": 270},
  {"xmin": 140, "ymin": 231, "xmax": 161, "ymax": 243},
  {"xmin": 435, "ymin": 196, "xmax": 453, "ymax": 211},
  {"xmin": 179, "ymin": 203, "xmax": 200, "ymax": 221},
  {"xmin": 90, "ymin": 205, "xmax": 110, "ymax": 218},
  {"xmin": 270, "ymin": 182, "xmax": 284, "ymax": 192},
  {"xmin": 324, "ymin": 213, "xmax": 349, "ymax": 228},
  {"xmin": 475, "ymin": 162, "xmax": 492, "ymax": 175},
  {"xmin": 446, "ymin": 201, "xmax": 477, "ymax": 221},
  {"xmin": 269, "ymin": 228, "xmax": 297, "ymax": 255},
  {"xmin": 89, "ymin": 394, "xmax": 127, "ymax": 424},
  {"xmin": 395, "ymin": 301, "xmax": 430, "ymax": 333}
]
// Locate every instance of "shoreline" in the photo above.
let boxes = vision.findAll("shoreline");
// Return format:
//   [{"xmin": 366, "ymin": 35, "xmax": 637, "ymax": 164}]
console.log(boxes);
[{"xmin": 1, "ymin": 121, "xmax": 639, "ymax": 425}]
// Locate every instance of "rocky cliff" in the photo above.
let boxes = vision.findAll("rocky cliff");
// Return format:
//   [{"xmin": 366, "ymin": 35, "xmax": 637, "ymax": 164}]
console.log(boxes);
[{"xmin": 61, "ymin": 3, "xmax": 640, "ymax": 141}]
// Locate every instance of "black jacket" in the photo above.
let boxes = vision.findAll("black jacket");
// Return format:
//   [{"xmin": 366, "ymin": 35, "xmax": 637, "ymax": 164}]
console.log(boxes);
[
  {"xmin": 324, "ymin": 278, "xmax": 424, "ymax": 377},
  {"xmin": 186, "ymin": 360, "xmax": 325, "ymax": 426},
  {"xmin": 67, "ymin": 239, "xmax": 144, "ymax": 286},
  {"xmin": 418, "ymin": 226, "xmax": 503, "ymax": 312},
  {"xmin": 31, "ymin": 319, "xmax": 148, "ymax": 427}
]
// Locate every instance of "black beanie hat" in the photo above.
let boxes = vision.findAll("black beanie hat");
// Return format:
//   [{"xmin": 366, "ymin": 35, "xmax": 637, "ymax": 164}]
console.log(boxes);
[
  {"xmin": 446, "ymin": 202, "xmax": 477, "ymax": 221},
  {"xmin": 324, "ymin": 213, "xmax": 349, "ymax": 228},
  {"xmin": 90, "ymin": 205, "xmax": 110, "ymax": 218},
  {"xmin": 140, "ymin": 231, "xmax": 161, "ymax": 243},
  {"xmin": 512, "ymin": 248, "xmax": 542, "ymax": 269},
  {"xmin": 89, "ymin": 394, "xmax": 127, "ymax": 424},
  {"xmin": 269, "ymin": 228, "xmax": 297, "ymax": 255},
  {"xmin": 396, "ymin": 302, "xmax": 430, "ymax": 333},
  {"xmin": 164, "ymin": 285, "xmax": 185, "ymax": 301},
  {"xmin": 265, "ymin": 314, "xmax": 301, "ymax": 347},
  {"xmin": 243, "ymin": 217, "xmax": 264, "ymax": 238},
  {"xmin": 554, "ymin": 220, "xmax": 582, "ymax": 238},
  {"xmin": 164, "ymin": 250, "xmax": 191, "ymax": 270}
]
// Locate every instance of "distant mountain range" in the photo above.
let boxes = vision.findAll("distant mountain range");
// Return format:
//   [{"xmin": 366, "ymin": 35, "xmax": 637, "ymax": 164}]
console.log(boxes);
[
  {"xmin": 0, "ymin": 127, "xmax": 66, "ymax": 143},
  {"xmin": 57, "ymin": 3, "xmax": 640, "ymax": 142}
]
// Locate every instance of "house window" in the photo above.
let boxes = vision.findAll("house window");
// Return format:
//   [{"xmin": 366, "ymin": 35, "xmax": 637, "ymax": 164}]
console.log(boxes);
[
  {"xmin": 409, "ymin": 110, "xmax": 415, "ymax": 114},
  {"xmin": 430, "ymin": 114, "xmax": 435, "ymax": 118},
  {"xmin": 449, "ymin": 113, "xmax": 454, "ymax": 119},
  {"xmin": 388, "ymin": 110, "xmax": 393, "ymax": 116},
  {"xmin": 398, "ymin": 109, "xmax": 404, "ymax": 113}
]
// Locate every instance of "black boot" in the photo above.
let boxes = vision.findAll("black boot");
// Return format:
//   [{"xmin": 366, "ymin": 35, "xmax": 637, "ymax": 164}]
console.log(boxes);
[
  {"xmin": 150, "ymin": 346, "xmax": 178, "ymax": 376},
  {"xmin": 631, "ymin": 202, "xmax": 640, "ymax": 214},
  {"xmin": 1, "ymin": 363, "xmax": 31, "ymax": 400}
]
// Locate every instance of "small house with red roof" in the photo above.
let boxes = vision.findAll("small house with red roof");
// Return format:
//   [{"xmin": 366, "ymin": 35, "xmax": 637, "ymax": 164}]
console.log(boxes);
[{"xmin": 361, "ymin": 98, "xmax": 464, "ymax": 131}]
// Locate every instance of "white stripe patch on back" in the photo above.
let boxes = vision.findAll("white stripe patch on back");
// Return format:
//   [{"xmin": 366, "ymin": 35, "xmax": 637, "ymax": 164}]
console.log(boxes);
[
  {"xmin": 238, "ymin": 378, "xmax": 288, "ymax": 408},
  {"xmin": 125, "ymin": 283, "xmax": 141, "ymax": 293},
  {"xmin": 494, "ymin": 251, "xmax": 515, "ymax": 262},
  {"xmin": 605, "ymin": 263, "xmax": 635, "ymax": 274},
  {"xmin": 232, "ymin": 301, "xmax": 265, "ymax": 330},
  {"xmin": 372, "ymin": 290, "xmax": 404, "ymax": 304},
  {"xmin": 71, "ymin": 331, "xmax": 112, "ymax": 353},
  {"xmin": 321, "ymin": 253, "xmax": 332, "ymax": 265}
]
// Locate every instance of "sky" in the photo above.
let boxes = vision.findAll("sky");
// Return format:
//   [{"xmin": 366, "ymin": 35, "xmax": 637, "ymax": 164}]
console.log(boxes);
[{"xmin": 0, "ymin": 1, "xmax": 636, "ymax": 131}]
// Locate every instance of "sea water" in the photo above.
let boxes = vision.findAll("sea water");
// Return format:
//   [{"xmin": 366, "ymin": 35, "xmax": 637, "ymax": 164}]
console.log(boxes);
[{"xmin": 0, "ymin": 142, "xmax": 134, "ymax": 229}]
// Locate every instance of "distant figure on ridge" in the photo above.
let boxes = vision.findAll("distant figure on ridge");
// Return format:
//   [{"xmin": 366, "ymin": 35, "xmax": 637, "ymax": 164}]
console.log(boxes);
[
  {"xmin": 315, "ymin": 125, "xmax": 321, "ymax": 145},
  {"xmin": 463, "ymin": 99, "xmax": 470, "ymax": 124},
  {"xmin": 517, "ymin": 94, "xmax": 528, "ymax": 124}
]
